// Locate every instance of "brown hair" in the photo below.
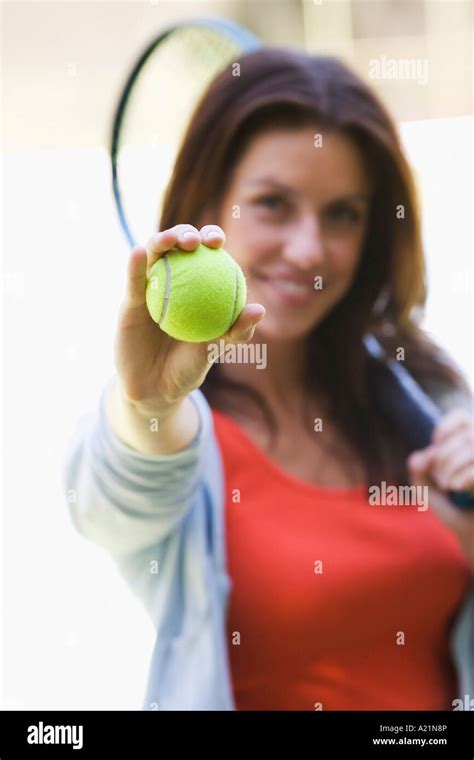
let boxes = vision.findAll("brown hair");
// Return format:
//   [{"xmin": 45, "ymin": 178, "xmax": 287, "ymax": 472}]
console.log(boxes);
[{"xmin": 160, "ymin": 47, "xmax": 470, "ymax": 486}]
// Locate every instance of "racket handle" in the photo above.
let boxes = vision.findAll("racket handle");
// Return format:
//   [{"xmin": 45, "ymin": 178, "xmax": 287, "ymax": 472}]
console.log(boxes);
[
  {"xmin": 449, "ymin": 491, "xmax": 474, "ymax": 510},
  {"xmin": 365, "ymin": 336, "xmax": 474, "ymax": 511}
]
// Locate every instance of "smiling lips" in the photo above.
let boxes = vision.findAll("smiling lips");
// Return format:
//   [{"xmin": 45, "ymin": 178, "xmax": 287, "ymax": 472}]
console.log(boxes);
[{"xmin": 253, "ymin": 272, "xmax": 317, "ymax": 305}]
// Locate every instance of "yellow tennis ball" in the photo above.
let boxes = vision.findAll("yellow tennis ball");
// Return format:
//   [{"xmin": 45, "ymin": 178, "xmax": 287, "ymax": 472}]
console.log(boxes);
[{"xmin": 146, "ymin": 243, "xmax": 247, "ymax": 342}]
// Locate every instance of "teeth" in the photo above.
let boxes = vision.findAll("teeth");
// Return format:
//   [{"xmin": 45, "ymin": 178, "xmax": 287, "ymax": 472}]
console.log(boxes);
[{"xmin": 271, "ymin": 279, "xmax": 312, "ymax": 294}]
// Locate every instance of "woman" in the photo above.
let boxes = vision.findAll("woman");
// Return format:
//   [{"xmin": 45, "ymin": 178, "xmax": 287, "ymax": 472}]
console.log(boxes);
[{"xmin": 64, "ymin": 48, "xmax": 474, "ymax": 711}]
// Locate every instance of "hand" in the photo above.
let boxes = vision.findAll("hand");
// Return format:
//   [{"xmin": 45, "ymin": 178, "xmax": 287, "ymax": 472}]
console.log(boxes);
[
  {"xmin": 114, "ymin": 223, "xmax": 265, "ymax": 410},
  {"xmin": 407, "ymin": 408, "xmax": 474, "ymax": 569}
]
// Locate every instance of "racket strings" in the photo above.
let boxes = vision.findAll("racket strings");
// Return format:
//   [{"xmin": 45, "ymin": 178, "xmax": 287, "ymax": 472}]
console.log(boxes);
[{"xmin": 112, "ymin": 20, "xmax": 259, "ymax": 244}]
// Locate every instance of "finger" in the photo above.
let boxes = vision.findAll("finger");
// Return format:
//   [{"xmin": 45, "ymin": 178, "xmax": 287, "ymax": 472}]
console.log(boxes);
[
  {"xmin": 407, "ymin": 446, "xmax": 437, "ymax": 479},
  {"xmin": 407, "ymin": 446, "xmax": 435, "ymax": 485},
  {"xmin": 433, "ymin": 408, "xmax": 472, "ymax": 445},
  {"xmin": 145, "ymin": 225, "xmax": 201, "ymax": 268},
  {"xmin": 204, "ymin": 304, "xmax": 265, "ymax": 364},
  {"xmin": 200, "ymin": 225, "xmax": 226, "ymax": 248},
  {"xmin": 429, "ymin": 432, "xmax": 474, "ymax": 489},
  {"xmin": 125, "ymin": 245, "xmax": 148, "ymax": 308},
  {"xmin": 449, "ymin": 465, "xmax": 474, "ymax": 492},
  {"xmin": 227, "ymin": 303, "xmax": 266, "ymax": 343}
]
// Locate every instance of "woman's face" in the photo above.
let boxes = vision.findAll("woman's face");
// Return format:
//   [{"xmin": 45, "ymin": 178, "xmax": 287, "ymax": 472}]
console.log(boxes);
[{"xmin": 217, "ymin": 126, "xmax": 372, "ymax": 342}]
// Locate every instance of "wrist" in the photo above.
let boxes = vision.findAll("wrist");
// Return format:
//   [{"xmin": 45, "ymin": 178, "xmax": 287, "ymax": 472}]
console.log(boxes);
[{"xmin": 117, "ymin": 379, "xmax": 185, "ymax": 422}]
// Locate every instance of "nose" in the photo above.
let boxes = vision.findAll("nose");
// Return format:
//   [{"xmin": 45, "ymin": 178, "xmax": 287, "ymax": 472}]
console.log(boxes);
[{"xmin": 281, "ymin": 213, "xmax": 325, "ymax": 270}]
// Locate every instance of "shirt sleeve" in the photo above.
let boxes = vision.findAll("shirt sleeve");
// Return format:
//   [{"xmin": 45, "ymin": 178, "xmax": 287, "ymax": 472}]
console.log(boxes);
[{"xmin": 61, "ymin": 375, "xmax": 214, "ymax": 561}]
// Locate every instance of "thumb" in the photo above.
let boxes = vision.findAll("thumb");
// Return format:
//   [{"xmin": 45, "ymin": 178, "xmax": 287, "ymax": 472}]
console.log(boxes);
[
  {"xmin": 204, "ymin": 304, "xmax": 265, "ymax": 366},
  {"xmin": 226, "ymin": 303, "xmax": 266, "ymax": 343}
]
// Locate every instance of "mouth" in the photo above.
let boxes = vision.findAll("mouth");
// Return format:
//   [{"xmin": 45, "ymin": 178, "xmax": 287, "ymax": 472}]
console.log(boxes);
[{"xmin": 253, "ymin": 273, "xmax": 316, "ymax": 305}]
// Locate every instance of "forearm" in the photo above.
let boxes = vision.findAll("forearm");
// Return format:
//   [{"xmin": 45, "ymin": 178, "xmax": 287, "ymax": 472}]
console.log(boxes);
[{"xmin": 106, "ymin": 375, "xmax": 200, "ymax": 456}]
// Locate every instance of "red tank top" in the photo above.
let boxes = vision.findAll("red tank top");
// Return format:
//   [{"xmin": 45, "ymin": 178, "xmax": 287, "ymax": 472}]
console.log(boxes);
[{"xmin": 212, "ymin": 409, "xmax": 472, "ymax": 711}]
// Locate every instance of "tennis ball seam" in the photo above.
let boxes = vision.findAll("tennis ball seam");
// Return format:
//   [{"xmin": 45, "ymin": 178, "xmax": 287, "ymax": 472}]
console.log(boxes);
[
  {"xmin": 228, "ymin": 262, "xmax": 240, "ymax": 332},
  {"xmin": 158, "ymin": 255, "xmax": 171, "ymax": 326}
]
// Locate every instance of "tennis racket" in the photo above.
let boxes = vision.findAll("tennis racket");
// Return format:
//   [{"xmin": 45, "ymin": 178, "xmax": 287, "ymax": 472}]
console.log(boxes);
[
  {"xmin": 109, "ymin": 17, "xmax": 473, "ymax": 510},
  {"xmin": 365, "ymin": 335, "xmax": 474, "ymax": 510},
  {"xmin": 110, "ymin": 17, "xmax": 261, "ymax": 248}
]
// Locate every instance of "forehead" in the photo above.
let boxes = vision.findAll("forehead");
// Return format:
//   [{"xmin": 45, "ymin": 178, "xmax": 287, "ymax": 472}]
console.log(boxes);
[{"xmin": 231, "ymin": 126, "xmax": 370, "ymax": 194}]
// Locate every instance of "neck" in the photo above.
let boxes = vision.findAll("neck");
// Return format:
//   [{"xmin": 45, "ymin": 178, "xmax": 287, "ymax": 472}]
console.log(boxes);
[{"xmin": 218, "ymin": 335, "xmax": 309, "ymax": 413}]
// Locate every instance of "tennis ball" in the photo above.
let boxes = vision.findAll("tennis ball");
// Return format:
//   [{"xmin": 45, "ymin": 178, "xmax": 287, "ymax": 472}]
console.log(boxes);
[{"xmin": 146, "ymin": 243, "xmax": 247, "ymax": 342}]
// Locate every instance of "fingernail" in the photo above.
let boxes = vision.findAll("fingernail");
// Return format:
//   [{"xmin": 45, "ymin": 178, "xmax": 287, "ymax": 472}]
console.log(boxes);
[
  {"xmin": 204, "ymin": 227, "xmax": 220, "ymax": 237},
  {"xmin": 182, "ymin": 231, "xmax": 197, "ymax": 242}
]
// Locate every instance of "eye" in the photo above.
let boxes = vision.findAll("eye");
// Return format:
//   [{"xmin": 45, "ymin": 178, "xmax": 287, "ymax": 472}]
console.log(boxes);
[
  {"xmin": 326, "ymin": 204, "xmax": 361, "ymax": 224},
  {"xmin": 255, "ymin": 194, "xmax": 286, "ymax": 210}
]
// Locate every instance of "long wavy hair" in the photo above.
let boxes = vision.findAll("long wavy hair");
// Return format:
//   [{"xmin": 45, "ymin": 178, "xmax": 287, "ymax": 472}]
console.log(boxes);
[{"xmin": 159, "ymin": 47, "xmax": 469, "ymax": 487}]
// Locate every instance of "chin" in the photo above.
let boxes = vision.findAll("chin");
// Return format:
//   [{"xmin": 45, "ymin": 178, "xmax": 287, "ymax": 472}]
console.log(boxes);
[
  {"xmin": 247, "ymin": 283, "xmax": 343, "ymax": 343},
  {"xmin": 252, "ymin": 312, "xmax": 322, "ymax": 343}
]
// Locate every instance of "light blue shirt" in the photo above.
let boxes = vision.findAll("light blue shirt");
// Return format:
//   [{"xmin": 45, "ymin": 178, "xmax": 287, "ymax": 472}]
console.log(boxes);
[{"xmin": 62, "ymin": 376, "xmax": 474, "ymax": 710}]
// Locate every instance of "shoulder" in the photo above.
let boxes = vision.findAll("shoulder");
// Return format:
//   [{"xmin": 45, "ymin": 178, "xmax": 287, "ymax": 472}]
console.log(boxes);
[{"xmin": 376, "ymin": 323, "xmax": 472, "ymax": 416}]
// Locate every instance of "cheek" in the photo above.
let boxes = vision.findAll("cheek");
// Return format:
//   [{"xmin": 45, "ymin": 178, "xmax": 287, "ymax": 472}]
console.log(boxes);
[
  {"xmin": 327, "ymin": 235, "xmax": 364, "ymax": 282},
  {"xmin": 221, "ymin": 215, "xmax": 278, "ymax": 271}
]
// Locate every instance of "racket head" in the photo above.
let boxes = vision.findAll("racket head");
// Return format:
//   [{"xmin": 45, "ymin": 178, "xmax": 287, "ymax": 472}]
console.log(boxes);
[{"xmin": 110, "ymin": 17, "xmax": 261, "ymax": 247}]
